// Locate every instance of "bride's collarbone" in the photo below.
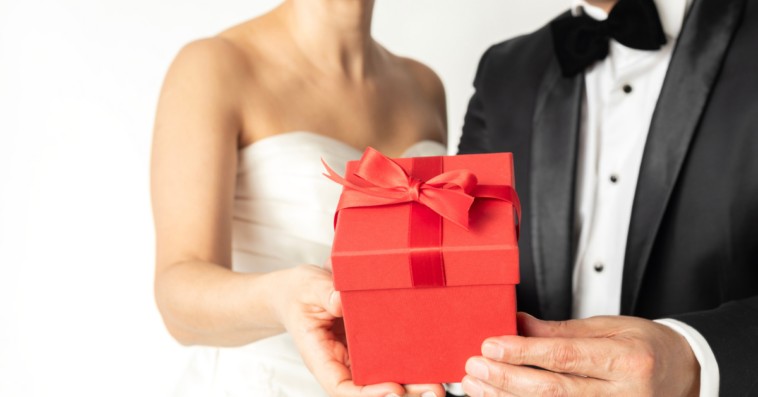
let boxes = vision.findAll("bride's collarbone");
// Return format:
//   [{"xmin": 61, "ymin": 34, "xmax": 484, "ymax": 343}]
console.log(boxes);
[{"xmin": 231, "ymin": 50, "xmax": 444, "ymax": 151}]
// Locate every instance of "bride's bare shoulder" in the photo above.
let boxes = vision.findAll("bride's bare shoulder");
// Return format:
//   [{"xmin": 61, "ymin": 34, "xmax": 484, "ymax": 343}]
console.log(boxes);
[
  {"xmin": 162, "ymin": 36, "xmax": 251, "ymax": 102},
  {"xmin": 398, "ymin": 56, "xmax": 445, "ymax": 105},
  {"xmin": 164, "ymin": 11, "xmax": 282, "ymax": 90},
  {"xmin": 390, "ymin": 53, "xmax": 448, "ymax": 139}
]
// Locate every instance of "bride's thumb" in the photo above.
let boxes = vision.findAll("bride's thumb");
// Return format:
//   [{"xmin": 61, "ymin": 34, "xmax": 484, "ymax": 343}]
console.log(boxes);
[
  {"xmin": 323, "ymin": 257, "xmax": 333, "ymax": 273},
  {"xmin": 324, "ymin": 289, "xmax": 343, "ymax": 318}
]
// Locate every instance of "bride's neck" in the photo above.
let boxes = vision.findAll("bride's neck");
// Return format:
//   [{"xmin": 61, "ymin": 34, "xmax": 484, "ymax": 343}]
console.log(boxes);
[{"xmin": 282, "ymin": 0, "xmax": 377, "ymax": 80}]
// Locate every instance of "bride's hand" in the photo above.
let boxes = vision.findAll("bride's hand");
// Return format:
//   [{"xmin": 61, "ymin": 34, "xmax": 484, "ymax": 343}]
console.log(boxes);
[{"xmin": 270, "ymin": 260, "xmax": 446, "ymax": 397}]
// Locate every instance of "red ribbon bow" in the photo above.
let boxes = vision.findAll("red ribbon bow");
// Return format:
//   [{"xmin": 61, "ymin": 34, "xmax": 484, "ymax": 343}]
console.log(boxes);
[
  {"xmin": 323, "ymin": 147, "xmax": 480, "ymax": 229},
  {"xmin": 322, "ymin": 147, "xmax": 520, "ymax": 232}
]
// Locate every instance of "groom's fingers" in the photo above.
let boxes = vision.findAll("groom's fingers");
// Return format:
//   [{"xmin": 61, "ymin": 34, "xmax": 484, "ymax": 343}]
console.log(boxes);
[
  {"xmin": 480, "ymin": 334, "xmax": 629, "ymax": 380},
  {"xmin": 403, "ymin": 383, "xmax": 447, "ymax": 397},
  {"xmin": 464, "ymin": 358, "xmax": 611, "ymax": 397},
  {"xmin": 465, "ymin": 357, "xmax": 566, "ymax": 396}
]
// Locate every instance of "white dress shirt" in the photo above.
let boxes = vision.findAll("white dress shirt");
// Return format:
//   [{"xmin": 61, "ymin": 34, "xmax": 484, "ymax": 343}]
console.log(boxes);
[{"xmin": 570, "ymin": 0, "xmax": 719, "ymax": 395}]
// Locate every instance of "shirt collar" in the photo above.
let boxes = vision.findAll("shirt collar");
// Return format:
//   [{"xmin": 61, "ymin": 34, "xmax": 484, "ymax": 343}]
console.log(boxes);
[{"xmin": 570, "ymin": 0, "xmax": 692, "ymax": 39}]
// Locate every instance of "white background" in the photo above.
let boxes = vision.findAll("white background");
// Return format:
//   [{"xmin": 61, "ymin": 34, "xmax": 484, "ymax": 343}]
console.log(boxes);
[{"xmin": 0, "ymin": 1, "xmax": 566, "ymax": 396}]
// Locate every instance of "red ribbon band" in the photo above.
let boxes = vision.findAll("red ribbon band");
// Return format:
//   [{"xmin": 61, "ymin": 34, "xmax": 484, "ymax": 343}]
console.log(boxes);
[{"xmin": 323, "ymin": 147, "xmax": 521, "ymax": 288}]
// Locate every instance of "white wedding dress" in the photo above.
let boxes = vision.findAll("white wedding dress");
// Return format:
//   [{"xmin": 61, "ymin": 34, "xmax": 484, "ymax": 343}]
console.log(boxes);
[{"xmin": 174, "ymin": 132, "xmax": 447, "ymax": 397}]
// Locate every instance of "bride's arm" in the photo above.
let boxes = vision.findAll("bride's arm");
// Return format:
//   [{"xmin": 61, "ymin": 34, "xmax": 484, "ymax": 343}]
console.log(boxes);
[
  {"xmin": 151, "ymin": 38, "xmax": 442, "ymax": 397},
  {"xmin": 151, "ymin": 38, "xmax": 292, "ymax": 346},
  {"xmin": 152, "ymin": 39, "xmax": 342, "ymax": 350}
]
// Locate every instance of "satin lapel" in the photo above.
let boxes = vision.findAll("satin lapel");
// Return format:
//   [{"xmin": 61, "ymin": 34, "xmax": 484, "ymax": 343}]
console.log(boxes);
[
  {"xmin": 530, "ymin": 59, "xmax": 584, "ymax": 321},
  {"xmin": 621, "ymin": 0, "xmax": 746, "ymax": 315}
]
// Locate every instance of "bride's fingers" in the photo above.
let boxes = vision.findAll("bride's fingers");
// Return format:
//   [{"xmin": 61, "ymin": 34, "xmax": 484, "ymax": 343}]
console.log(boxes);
[
  {"xmin": 306, "ymin": 264, "xmax": 404, "ymax": 397},
  {"xmin": 324, "ymin": 257, "xmax": 333, "ymax": 273},
  {"xmin": 403, "ymin": 383, "xmax": 447, "ymax": 397},
  {"xmin": 304, "ymin": 336, "xmax": 405, "ymax": 397},
  {"xmin": 334, "ymin": 380, "xmax": 407, "ymax": 397},
  {"xmin": 312, "ymin": 356, "xmax": 406, "ymax": 397}
]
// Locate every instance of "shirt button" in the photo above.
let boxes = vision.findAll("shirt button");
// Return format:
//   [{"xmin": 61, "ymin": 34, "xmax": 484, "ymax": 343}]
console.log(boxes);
[
  {"xmin": 594, "ymin": 262, "xmax": 604, "ymax": 272},
  {"xmin": 623, "ymin": 84, "xmax": 633, "ymax": 94},
  {"xmin": 610, "ymin": 174, "xmax": 619, "ymax": 183}
]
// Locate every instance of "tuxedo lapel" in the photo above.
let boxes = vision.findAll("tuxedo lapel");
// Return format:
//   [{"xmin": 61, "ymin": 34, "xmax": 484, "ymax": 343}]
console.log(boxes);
[
  {"xmin": 530, "ymin": 58, "xmax": 583, "ymax": 321},
  {"xmin": 621, "ymin": 0, "xmax": 746, "ymax": 315}
]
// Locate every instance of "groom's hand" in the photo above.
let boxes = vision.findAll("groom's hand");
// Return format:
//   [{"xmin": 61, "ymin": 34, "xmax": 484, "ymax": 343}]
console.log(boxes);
[{"xmin": 462, "ymin": 312, "xmax": 700, "ymax": 397}]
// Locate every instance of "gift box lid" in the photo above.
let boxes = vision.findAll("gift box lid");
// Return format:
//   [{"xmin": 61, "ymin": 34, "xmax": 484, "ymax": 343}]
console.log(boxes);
[{"xmin": 330, "ymin": 152, "xmax": 520, "ymax": 292}]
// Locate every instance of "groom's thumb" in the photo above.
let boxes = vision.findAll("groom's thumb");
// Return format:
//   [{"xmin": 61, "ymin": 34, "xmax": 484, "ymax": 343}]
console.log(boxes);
[{"xmin": 517, "ymin": 311, "xmax": 601, "ymax": 338}]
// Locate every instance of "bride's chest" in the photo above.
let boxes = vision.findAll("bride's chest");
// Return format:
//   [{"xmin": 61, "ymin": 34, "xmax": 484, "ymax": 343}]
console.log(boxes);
[{"xmin": 236, "ymin": 77, "xmax": 444, "ymax": 155}]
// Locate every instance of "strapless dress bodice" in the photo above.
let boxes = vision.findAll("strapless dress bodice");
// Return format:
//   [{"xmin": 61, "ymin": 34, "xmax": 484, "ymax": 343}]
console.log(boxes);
[{"xmin": 174, "ymin": 132, "xmax": 447, "ymax": 397}]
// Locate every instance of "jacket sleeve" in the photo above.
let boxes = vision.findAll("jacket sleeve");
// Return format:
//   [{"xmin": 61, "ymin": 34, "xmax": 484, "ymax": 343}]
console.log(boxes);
[
  {"xmin": 671, "ymin": 296, "xmax": 758, "ymax": 396},
  {"xmin": 458, "ymin": 47, "xmax": 493, "ymax": 155}
]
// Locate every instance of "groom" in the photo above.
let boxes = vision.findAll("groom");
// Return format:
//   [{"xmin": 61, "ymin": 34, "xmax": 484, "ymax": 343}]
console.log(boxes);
[{"xmin": 456, "ymin": 0, "xmax": 758, "ymax": 395}]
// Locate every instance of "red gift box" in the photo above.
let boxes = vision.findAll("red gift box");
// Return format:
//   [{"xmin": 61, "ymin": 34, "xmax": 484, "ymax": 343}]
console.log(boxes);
[{"xmin": 324, "ymin": 148, "xmax": 520, "ymax": 385}]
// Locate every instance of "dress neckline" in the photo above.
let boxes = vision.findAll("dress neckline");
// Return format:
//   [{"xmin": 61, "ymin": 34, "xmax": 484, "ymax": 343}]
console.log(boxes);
[{"xmin": 238, "ymin": 131, "xmax": 444, "ymax": 158}]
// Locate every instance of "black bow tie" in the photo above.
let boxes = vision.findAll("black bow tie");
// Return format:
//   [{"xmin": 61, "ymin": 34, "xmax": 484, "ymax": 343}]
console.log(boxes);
[{"xmin": 550, "ymin": 0, "xmax": 667, "ymax": 77}]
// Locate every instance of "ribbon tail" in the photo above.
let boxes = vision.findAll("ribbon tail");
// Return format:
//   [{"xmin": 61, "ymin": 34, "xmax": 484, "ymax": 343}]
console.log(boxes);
[
  {"xmin": 322, "ymin": 159, "xmax": 360, "ymax": 190},
  {"xmin": 472, "ymin": 185, "xmax": 521, "ymax": 241}
]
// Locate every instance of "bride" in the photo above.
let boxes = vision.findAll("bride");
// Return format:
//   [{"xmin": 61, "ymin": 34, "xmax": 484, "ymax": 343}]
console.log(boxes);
[{"xmin": 151, "ymin": 0, "xmax": 449, "ymax": 396}]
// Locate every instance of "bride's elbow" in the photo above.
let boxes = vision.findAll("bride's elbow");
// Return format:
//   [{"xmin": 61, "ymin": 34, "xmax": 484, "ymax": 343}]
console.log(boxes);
[
  {"xmin": 153, "ymin": 277, "xmax": 202, "ymax": 346},
  {"xmin": 161, "ymin": 319, "xmax": 203, "ymax": 346}
]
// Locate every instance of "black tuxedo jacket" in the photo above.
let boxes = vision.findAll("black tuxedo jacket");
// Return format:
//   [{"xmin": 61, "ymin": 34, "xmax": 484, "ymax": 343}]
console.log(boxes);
[{"xmin": 458, "ymin": 0, "xmax": 758, "ymax": 393}]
